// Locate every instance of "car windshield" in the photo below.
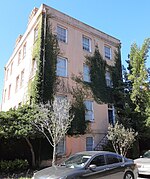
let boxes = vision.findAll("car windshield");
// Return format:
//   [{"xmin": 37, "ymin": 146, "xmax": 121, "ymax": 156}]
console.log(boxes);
[
  {"xmin": 143, "ymin": 150, "xmax": 150, "ymax": 158},
  {"xmin": 63, "ymin": 154, "xmax": 91, "ymax": 168}
]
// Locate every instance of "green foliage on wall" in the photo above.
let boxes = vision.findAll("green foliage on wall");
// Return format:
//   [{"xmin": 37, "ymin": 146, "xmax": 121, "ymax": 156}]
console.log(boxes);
[
  {"xmin": 28, "ymin": 14, "xmax": 44, "ymax": 104},
  {"xmin": 28, "ymin": 13, "xmax": 87, "ymax": 135},
  {"xmin": 75, "ymin": 45, "xmax": 123, "ymax": 107},
  {"xmin": 68, "ymin": 84, "xmax": 87, "ymax": 135},
  {"xmin": 85, "ymin": 46, "xmax": 112, "ymax": 104},
  {"xmin": 28, "ymin": 14, "xmax": 59, "ymax": 104},
  {"xmin": 43, "ymin": 18, "xmax": 60, "ymax": 103}
]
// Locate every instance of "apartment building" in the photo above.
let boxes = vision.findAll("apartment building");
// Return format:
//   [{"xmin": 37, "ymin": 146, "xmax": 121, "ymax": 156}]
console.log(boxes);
[{"xmin": 1, "ymin": 4, "xmax": 121, "ymax": 156}]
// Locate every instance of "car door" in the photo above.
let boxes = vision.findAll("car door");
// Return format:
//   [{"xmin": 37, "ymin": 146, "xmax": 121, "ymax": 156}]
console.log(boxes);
[
  {"xmin": 81, "ymin": 154, "xmax": 111, "ymax": 179},
  {"xmin": 105, "ymin": 154, "xmax": 125, "ymax": 179}
]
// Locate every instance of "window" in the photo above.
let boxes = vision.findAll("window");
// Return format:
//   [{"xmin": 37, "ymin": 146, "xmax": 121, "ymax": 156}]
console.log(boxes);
[
  {"xmin": 56, "ymin": 57, "xmax": 67, "ymax": 77},
  {"xmin": 106, "ymin": 71, "xmax": 113, "ymax": 87},
  {"xmin": 8, "ymin": 84, "xmax": 11, "ymax": 100},
  {"xmin": 106, "ymin": 154, "xmax": 122, "ymax": 164},
  {"xmin": 6, "ymin": 68, "xmax": 9, "ymax": 80},
  {"xmin": 84, "ymin": 100, "xmax": 94, "ymax": 121},
  {"xmin": 56, "ymin": 138, "xmax": 65, "ymax": 155},
  {"xmin": 31, "ymin": 58, "xmax": 37, "ymax": 77},
  {"xmin": 34, "ymin": 26, "xmax": 38, "ymax": 42},
  {"xmin": 23, "ymin": 43, "xmax": 26, "ymax": 58},
  {"xmin": 20, "ymin": 70, "xmax": 24, "ymax": 88},
  {"xmin": 57, "ymin": 26, "xmax": 67, "ymax": 43},
  {"xmin": 83, "ymin": 64, "xmax": 91, "ymax": 82},
  {"xmin": 10, "ymin": 62, "xmax": 13, "ymax": 75},
  {"xmin": 18, "ymin": 50, "xmax": 21, "ymax": 64},
  {"xmin": 15, "ymin": 76, "xmax": 19, "ymax": 92},
  {"xmin": 90, "ymin": 155, "xmax": 106, "ymax": 166},
  {"xmin": 108, "ymin": 104, "xmax": 115, "ymax": 125},
  {"xmin": 82, "ymin": 36, "xmax": 91, "ymax": 52},
  {"xmin": 3, "ymin": 89, "xmax": 7, "ymax": 103},
  {"xmin": 86, "ymin": 137, "xmax": 93, "ymax": 151},
  {"xmin": 104, "ymin": 46, "xmax": 111, "ymax": 59}
]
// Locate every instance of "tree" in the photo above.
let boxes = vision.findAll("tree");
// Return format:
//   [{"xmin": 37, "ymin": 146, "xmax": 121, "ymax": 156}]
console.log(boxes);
[
  {"xmin": 32, "ymin": 97, "xmax": 74, "ymax": 166},
  {"xmin": 107, "ymin": 122, "xmax": 138, "ymax": 157},
  {"xmin": 107, "ymin": 122, "xmax": 137, "ymax": 156},
  {"xmin": 0, "ymin": 105, "xmax": 39, "ymax": 167},
  {"xmin": 128, "ymin": 38, "xmax": 150, "ymax": 124}
]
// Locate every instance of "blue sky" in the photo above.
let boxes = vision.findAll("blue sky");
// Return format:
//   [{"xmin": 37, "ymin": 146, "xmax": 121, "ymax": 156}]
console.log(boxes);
[{"xmin": 0, "ymin": 0, "xmax": 150, "ymax": 104}]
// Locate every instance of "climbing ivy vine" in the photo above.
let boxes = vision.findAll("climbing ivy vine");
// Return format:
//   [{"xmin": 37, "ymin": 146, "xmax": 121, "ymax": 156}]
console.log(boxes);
[
  {"xmin": 28, "ymin": 14, "xmax": 59, "ymax": 104},
  {"xmin": 85, "ymin": 46, "xmax": 112, "ymax": 104},
  {"xmin": 28, "ymin": 14, "xmax": 44, "ymax": 104},
  {"xmin": 28, "ymin": 13, "xmax": 87, "ymax": 135},
  {"xmin": 68, "ymin": 84, "xmax": 89, "ymax": 135},
  {"xmin": 43, "ymin": 16, "xmax": 60, "ymax": 103},
  {"xmin": 75, "ymin": 45, "xmax": 122, "ymax": 106}
]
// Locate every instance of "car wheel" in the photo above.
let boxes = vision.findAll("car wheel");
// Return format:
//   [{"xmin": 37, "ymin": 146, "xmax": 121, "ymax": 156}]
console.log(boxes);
[{"xmin": 123, "ymin": 171, "xmax": 134, "ymax": 179}]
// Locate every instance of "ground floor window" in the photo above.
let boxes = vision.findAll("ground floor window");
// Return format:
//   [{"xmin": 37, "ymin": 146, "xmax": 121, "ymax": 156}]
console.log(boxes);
[
  {"xmin": 56, "ymin": 138, "xmax": 65, "ymax": 155},
  {"xmin": 108, "ymin": 104, "xmax": 115, "ymax": 125},
  {"xmin": 86, "ymin": 137, "xmax": 94, "ymax": 151}
]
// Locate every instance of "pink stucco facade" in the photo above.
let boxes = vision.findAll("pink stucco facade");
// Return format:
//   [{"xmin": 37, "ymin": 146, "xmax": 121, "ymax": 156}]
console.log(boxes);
[{"xmin": 1, "ymin": 4, "xmax": 121, "ymax": 156}]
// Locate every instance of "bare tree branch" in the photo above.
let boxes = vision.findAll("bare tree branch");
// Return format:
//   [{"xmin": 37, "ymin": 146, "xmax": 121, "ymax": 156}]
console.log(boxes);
[{"xmin": 32, "ymin": 97, "xmax": 74, "ymax": 166}]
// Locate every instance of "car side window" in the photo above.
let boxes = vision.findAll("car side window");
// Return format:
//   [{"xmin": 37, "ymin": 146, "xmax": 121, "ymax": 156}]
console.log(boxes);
[
  {"xmin": 106, "ymin": 154, "xmax": 122, "ymax": 164},
  {"xmin": 89, "ymin": 155, "xmax": 106, "ymax": 167}
]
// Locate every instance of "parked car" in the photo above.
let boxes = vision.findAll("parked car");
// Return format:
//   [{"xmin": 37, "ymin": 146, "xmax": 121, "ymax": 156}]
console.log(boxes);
[
  {"xmin": 134, "ymin": 150, "xmax": 150, "ymax": 176},
  {"xmin": 32, "ymin": 151, "xmax": 138, "ymax": 179}
]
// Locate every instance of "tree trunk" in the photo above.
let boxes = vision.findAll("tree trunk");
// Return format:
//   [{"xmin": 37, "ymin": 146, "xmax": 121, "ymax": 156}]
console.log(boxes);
[
  {"xmin": 52, "ymin": 143, "xmax": 56, "ymax": 166},
  {"xmin": 25, "ymin": 137, "xmax": 36, "ymax": 167}
]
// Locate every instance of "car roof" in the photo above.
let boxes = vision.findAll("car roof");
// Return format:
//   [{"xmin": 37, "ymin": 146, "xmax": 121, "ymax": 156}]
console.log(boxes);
[{"xmin": 74, "ymin": 151, "xmax": 121, "ymax": 156}]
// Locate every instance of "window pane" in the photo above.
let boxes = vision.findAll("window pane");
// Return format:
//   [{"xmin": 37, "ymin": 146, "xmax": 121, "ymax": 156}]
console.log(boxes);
[
  {"xmin": 57, "ymin": 57, "xmax": 67, "ymax": 77},
  {"xmin": 34, "ymin": 27, "xmax": 38, "ymax": 42},
  {"xmin": 106, "ymin": 154, "xmax": 121, "ymax": 164},
  {"xmin": 90, "ymin": 155, "xmax": 106, "ymax": 166},
  {"xmin": 15, "ymin": 76, "xmax": 19, "ymax": 92},
  {"xmin": 86, "ymin": 137, "xmax": 93, "ymax": 151},
  {"xmin": 23, "ymin": 43, "xmax": 26, "ymax": 58},
  {"xmin": 8, "ymin": 84, "xmax": 11, "ymax": 100},
  {"xmin": 56, "ymin": 138, "xmax": 65, "ymax": 155},
  {"xmin": 106, "ymin": 71, "xmax": 112, "ymax": 87},
  {"xmin": 83, "ymin": 36, "xmax": 91, "ymax": 52},
  {"xmin": 84, "ymin": 101, "xmax": 94, "ymax": 121},
  {"xmin": 83, "ymin": 65, "xmax": 91, "ymax": 82},
  {"xmin": 57, "ymin": 26, "xmax": 67, "ymax": 43},
  {"xmin": 20, "ymin": 70, "xmax": 24, "ymax": 87},
  {"xmin": 104, "ymin": 46, "xmax": 111, "ymax": 59},
  {"xmin": 18, "ymin": 51, "xmax": 21, "ymax": 64}
]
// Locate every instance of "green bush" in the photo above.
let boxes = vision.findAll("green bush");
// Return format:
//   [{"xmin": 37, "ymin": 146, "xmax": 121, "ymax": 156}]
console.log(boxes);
[{"xmin": 0, "ymin": 159, "xmax": 29, "ymax": 173}]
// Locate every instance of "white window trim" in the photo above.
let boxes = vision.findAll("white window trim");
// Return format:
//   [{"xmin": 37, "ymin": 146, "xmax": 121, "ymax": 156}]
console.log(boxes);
[
  {"xmin": 57, "ymin": 25, "xmax": 67, "ymax": 43},
  {"xmin": 104, "ymin": 45, "xmax": 112, "ymax": 60},
  {"xmin": 23, "ymin": 43, "xmax": 26, "ymax": 58},
  {"xmin": 15, "ymin": 75, "xmax": 19, "ymax": 92},
  {"xmin": 18, "ymin": 50, "xmax": 21, "ymax": 65},
  {"xmin": 20, "ymin": 70, "xmax": 24, "ymax": 88},
  {"xmin": 82, "ymin": 36, "xmax": 91, "ymax": 52},
  {"xmin": 57, "ymin": 57, "xmax": 68, "ymax": 77},
  {"xmin": 86, "ymin": 137, "xmax": 94, "ymax": 151},
  {"xmin": 84, "ymin": 100, "xmax": 94, "ymax": 121},
  {"xmin": 56, "ymin": 138, "xmax": 66, "ymax": 155},
  {"xmin": 34, "ymin": 26, "xmax": 38, "ymax": 42},
  {"xmin": 83, "ymin": 64, "xmax": 91, "ymax": 82},
  {"xmin": 108, "ymin": 104, "xmax": 115, "ymax": 125},
  {"xmin": 106, "ymin": 71, "xmax": 113, "ymax": 87}
]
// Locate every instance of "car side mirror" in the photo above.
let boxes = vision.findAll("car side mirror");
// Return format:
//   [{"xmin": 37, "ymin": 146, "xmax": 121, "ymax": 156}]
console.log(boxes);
[{"xmin": 88, "ymin": 164, "xmax": 96, "ymax": 170}]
